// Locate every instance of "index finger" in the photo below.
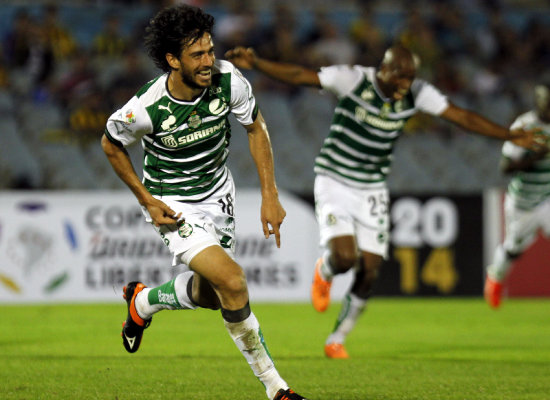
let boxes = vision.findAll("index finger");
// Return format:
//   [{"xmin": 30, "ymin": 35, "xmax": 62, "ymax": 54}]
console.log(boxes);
[
  {"xmin": 264, "ymin": 222, "xmax": 281, "ymax": 247},
  {"xmin": 262, "ymin": 219, "xmax": 281, "ymax": 247},
  {"xmin": 271, "ymin": 222, "xmax": 281, "ymax": 248}
]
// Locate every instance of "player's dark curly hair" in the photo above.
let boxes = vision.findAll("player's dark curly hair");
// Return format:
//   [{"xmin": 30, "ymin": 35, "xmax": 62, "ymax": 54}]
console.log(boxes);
[{"xmin": 144, "ymin": 5, "xmax": 214, "ymax": 72}]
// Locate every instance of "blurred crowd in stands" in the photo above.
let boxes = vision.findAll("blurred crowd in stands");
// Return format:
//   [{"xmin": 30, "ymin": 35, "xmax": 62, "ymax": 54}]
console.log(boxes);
[{"xmin": 0, "ymin": 0, "xmax": 549, "ymax": 195}]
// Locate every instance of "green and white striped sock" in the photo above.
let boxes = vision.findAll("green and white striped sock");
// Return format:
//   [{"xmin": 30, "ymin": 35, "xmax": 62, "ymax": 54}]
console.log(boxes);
[
  {"xmin": 326, "ymin": 292, "xmax": 367, "ymax": 345},
  {"xmin": 135, "ymin": 271, "xmax": 197, "ymax": 319},
  {"xmin": 224, "ymin": 312, "xmax": 287, "ymax": 399}
]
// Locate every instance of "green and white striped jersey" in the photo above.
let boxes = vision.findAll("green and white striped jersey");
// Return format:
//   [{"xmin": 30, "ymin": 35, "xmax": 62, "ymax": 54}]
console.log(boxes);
[
  {"xmin": 105, "ymin": 60, "xmax": 257, "ymax": 201},
  {"xmin": 503, "ymin": 111, "xmax": 550, "ymax": 210},
  {"xmin": 315, "ymin": 65, "xmax": 449, "ymax": 189}
]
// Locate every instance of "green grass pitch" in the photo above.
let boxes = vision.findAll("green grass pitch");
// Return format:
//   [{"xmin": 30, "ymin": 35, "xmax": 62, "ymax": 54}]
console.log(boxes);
[{"xmin": 1, "ymin": 298, "xmax": 549, "ymax": 399}]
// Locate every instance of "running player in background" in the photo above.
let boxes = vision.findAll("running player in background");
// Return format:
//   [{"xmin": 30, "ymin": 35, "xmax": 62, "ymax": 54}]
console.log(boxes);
[
  {"xmin": 226, "ymin": 44, "xmax": 547, "ymax": 359},
  {"xmin": 485, "ymin": 80, "xmax": 550, "ymax": 309},
  {"xmin": 101, "ymin": 5, "xmax": 307, "ymax": 399}
]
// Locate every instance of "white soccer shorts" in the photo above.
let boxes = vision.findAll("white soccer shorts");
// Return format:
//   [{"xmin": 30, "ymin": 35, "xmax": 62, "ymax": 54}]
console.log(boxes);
[
  {"xmin": 314, "ymin": 174, "xmax": 390, "ymax": 258},
  {"xmin": 503, "ymin": 194, "xmax": 550, "ymax": 253},
  {"xmin": 141, "ymin": 177, "xmax": 236, "ymax": 267}
]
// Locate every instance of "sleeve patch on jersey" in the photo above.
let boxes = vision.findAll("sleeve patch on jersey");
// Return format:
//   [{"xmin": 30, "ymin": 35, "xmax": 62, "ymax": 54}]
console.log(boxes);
[{"xmin": 125, "ymin": 109, "xmax": 136, "ymax": 124}]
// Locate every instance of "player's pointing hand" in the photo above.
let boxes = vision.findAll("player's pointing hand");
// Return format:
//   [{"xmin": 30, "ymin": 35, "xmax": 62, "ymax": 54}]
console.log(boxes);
[{"xmin": 261, "ymin": 195, "xmax": 286, "ymax": 248}]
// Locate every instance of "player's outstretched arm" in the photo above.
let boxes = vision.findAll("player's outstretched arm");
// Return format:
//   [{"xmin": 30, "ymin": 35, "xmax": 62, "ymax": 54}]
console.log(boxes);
[
  {"xmin": 225, "ymin": 46, "xmax": 322, "ymax": 88},
  {"xmin": 101, "ymin": 134, "xmax": 181, "ymax": 227},
  {"xmin": 243, "ymin": 111, "xmax": 286, "ymax": 248},
  {"xmin": 440, "ymin": 103, "xmax": 548, "ymax": 152}
]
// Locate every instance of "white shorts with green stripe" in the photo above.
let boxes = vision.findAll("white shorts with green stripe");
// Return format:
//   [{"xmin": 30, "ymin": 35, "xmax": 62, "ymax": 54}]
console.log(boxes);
[
  {"xmin": 141, "ymin": 177, "xmax": 236, "ymax": 267},
  {"xmin": 314, "ymin": 174, "xmax": 390, "ymax": 258}
]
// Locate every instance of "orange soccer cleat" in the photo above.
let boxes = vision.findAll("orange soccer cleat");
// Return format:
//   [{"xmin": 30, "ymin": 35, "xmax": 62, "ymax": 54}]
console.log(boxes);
[
  {"xmin": 484, "ymin": 276, "xmax": 503, "ymax": 309},
  {"xmin": 273, "ymin": 388, "xmax": 308, "ymax": 400},
  {"xmin": 324, "ymin": 342, "xmax": 349, "ymax": 359},
  {"xmin": 311, "ymin": 258, "xmax": 332, "ymax": 312},
  {"xmin": 121, "ymin": 281, "xmax": 152, "ymax": 353}
]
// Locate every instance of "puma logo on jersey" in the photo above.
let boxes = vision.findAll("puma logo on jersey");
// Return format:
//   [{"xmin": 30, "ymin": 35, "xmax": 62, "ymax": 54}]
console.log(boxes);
[
  {"xmin": 194, "ymin": 223, "xmax": 207, "ymax": 232},
  {"xmin": 158, "ymin": 102, "xmax": 173, "ymax": 113},
  {"xmin": 161, "ymin": 115, "xmax": 177, "ymax": 131}
]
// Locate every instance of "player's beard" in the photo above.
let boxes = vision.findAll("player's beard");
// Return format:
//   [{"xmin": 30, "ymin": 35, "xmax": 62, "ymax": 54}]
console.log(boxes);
[{"xmin": 179, "ymin": 68, "xmax": 212, "ymax": 90}]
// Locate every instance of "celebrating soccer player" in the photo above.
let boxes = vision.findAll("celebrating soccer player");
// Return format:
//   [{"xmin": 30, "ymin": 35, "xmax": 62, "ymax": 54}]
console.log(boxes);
[
  {"xmin": 101, "ymin": 5, "xmax": 307, "ymax": 399},
  {"xmin": 225, "ymin": 43, "xmax": 547, "ymax": 359},
  {"xmin": 485, "ymin": 79, "xmax": 550, "ymax": 308}
]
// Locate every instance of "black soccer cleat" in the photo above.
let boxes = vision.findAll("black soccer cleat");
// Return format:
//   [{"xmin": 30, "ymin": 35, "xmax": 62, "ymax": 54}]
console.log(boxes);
[
  {"xmin": 121, "ymin": 281, "xmax": 152, "ymax": 353},
  {"xmin": 273, "ymin": 388, "xmax": 308, "ymax": 400}
]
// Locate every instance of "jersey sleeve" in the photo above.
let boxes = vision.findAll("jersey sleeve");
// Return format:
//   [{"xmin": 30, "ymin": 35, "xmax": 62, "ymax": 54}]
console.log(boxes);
[
  {"xmin": 105, "ymin": 96, "xmax": 153, "ymax": 147},
  {"xmin": 410, "ymin": 79, "xmax": 449, "ymax": 116},
  {"xmin": 501, "ymin": 140, "xmax": 526, "ymax": 160},
  {"xmin": 229, "ymin": 65, "xmax": 257, "ymax": 126},
  {"xmin": 502, "ymin": 113, "xmax": 532, "ymax": 160},
  {"xmin": 318, "ymin": 65, "xmax": 363, "ymax": 97}
]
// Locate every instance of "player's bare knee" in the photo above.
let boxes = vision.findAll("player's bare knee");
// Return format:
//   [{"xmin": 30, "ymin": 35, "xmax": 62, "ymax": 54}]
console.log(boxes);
[
  {"xmin": 218, "ymin": 271, "xmax": 248, "ymax": 300},
  {"xmin": 331, "ymin": 251, "xmax": 359, "ymax": 273}
]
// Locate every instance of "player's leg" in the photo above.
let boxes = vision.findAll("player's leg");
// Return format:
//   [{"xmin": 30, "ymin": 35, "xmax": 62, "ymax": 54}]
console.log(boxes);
[
  {"xmin": 485, "ymin": 198, "xmax": 539, "ymax": 308},
  {"xmin": 121, "ymin": 199, "xmax": 222, "ymax": 353},
  {"xmin": 189, "ymin": 245, "xmax": 248, "ymax": 309},
  {"xmin": 121, "ymin": 271, "xmax": 202, "ymax": 353},
  {"xmin": 137, "ymin": 271, "xmax": 203, "ymax": 314},
  {"xmin": 312, "ymin": 175, "xmax": 358, "ymax": 312},
  {"xmin": 351, "ymin": 252, "xmax": 383, "ymax": 299},
  {"xmin": 189, "ymin": 272, "xmax": 221, "ymax": 309},
  {"xmin": 484, "ymin": 246, "xmax": 508, "ymax": 309},
  {"xmin": 190, "ymin": 245, "xmax": 306, "ymax": 400},
  {"xmin": 312, "ymin": 235, "xmax": 358, "ymax": 312},
  {"xmin": 324, "ymin": 251, "xmax": 382, "ymax": 359},
  {"xmin": 129, "ymin": 269, "xmax": 221, "ymax": 321},
  {"xmin": 323, "ymin": 185, "xmax": 389, "ymax": 358}
]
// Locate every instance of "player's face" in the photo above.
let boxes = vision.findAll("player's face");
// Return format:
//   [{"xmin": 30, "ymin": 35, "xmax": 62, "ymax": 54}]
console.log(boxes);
[
  {"xmin": 177, "ymin": 32, "xmax": 215, "ymax": 89},
  {"xmin": 378, "ymin": 64, "xmax": 416, "ymax": 101},
  {"xmin": 535, "ymin": 85, "xmax": 550, "ymax": 123}
]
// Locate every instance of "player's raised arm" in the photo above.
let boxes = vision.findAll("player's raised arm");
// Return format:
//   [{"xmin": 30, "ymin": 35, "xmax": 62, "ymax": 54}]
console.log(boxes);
[
  {"xmin": 243, "ymin": 110, "xmax": 286, "ymax": 248},
  {"xmin": 225, "ymin": 46, "xmax": 321, "ymax": 88},
  {"xmin": 440, "ymin": 102, "xmax": 548, "ymax": 152}
]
